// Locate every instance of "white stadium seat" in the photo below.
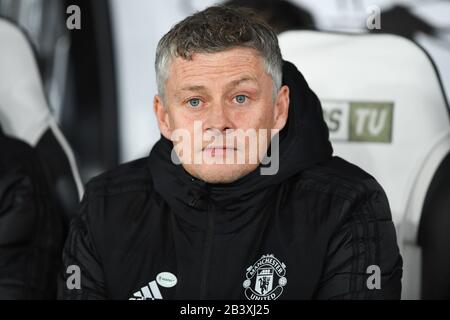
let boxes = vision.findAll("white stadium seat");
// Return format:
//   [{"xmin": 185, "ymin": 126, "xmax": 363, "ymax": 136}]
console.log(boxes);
[
  {"xmin": 0, "ymin": 18, "xmax": 83, "ymax": 229},
  {"xmin": 279, "ymin": 30, "xmax": 450, "ymax": 299}
]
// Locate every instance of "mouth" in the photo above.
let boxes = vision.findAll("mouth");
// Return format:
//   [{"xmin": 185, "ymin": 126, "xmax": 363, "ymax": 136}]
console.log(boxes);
[{"xmin": 202, "ymin": 146, "xmax": 238, "ymax": 157}]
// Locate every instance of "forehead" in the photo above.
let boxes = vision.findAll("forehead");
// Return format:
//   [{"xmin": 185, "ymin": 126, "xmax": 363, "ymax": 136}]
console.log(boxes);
[{"xmin": 167, "ymin": 47, "xmax": 267, "ymax": 88}]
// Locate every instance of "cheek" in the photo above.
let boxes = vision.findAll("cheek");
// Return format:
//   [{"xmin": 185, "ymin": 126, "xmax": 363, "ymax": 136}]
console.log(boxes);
[
  {"xmin": 230, "ymin": 110, "xmax": 246, "ymax": 125},
  {"xmin": 231, "ymin": 102, "xmax": 274, "ymax": 129},
  {"xmin": 168, "ymin": 112, "xmax": 203, "ymax": 150},
  {"xmin": 169, "ymin": 108, "xmax": 203, "ymax": 131},
  {"xmin": 241, "ymin": 107, "xmax": 274, "ymax": 130}
]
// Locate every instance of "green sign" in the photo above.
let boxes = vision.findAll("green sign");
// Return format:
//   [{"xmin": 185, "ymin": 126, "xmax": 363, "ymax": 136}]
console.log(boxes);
[
  {"xmin": 323, "ymin": 101, "xmax": 394, "ymax": 143},
  {"xmin": 349, "ymin": 102, "xmax": 393, "ymax": 143}
]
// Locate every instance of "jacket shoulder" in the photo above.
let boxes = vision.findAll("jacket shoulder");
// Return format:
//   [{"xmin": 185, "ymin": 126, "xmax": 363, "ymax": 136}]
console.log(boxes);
[
  {"xmin": 299, "ymin": 156, "xmax": 384, "ymax": 202},
  {"xmin": 293, "ymin": 156, "xmax": 393, "ymax": 227},
  {"xmin": 85, "ymin": 157, "xmax": 153, "ymax": 198}
]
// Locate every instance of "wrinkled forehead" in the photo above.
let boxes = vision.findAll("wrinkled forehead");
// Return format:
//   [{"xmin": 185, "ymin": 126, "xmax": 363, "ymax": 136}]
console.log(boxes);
[{"xmin": 166, "ymin": 48, "xmax": 269, "ymax": 90}]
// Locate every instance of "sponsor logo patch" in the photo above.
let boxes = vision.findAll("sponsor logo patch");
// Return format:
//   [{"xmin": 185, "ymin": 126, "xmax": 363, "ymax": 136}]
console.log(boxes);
[{"xmin": 323, "ymin": 101, "xmax": 394, "ymax": 143}]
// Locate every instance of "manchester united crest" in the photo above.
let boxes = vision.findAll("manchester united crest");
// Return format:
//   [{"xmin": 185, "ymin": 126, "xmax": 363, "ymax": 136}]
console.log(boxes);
[{"xmin": 242, "ymin": 254, "xmax": 287, "ymax": 300}]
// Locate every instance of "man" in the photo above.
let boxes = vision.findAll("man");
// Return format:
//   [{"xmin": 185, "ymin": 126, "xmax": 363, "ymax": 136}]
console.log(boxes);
[{"xmin": 59, "ymin": 6, "xmax": 402, "ymax": 300}]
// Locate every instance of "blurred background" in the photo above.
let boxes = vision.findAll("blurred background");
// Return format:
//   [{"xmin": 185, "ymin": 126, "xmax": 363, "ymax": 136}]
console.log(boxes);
[
  {"xmin": 1, "ymin": 0, "xmax": 449, "ymax": 178},
  {"xmin": 0, "ymin": 0, "xmax": 449, "ymax": 299}
]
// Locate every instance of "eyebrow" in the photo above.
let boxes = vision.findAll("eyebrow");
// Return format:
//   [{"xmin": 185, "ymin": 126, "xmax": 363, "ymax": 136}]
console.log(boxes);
[
  {"xmin": 226, "ymin": 76, "xmax": 258, "ymax": 89},
  {"xmin": 179, "ymin": 85, "xmax": 207, "ymax": 93},
  {"xmin": 178, "ymin": 76, "xmax": 258, "ymax": 93},
  {"xmin": 175, "ymin": 85, "xmax": 208, "ymax": 101}
]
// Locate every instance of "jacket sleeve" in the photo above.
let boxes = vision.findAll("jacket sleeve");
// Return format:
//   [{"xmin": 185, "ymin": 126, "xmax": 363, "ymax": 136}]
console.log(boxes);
[
  {"xmin": 314, "ymin": 183, "xmax": 403, "ymax": 300},
  {"xmin": 58, "ymin": 190, "xmax": 107, "ymax": 300}
]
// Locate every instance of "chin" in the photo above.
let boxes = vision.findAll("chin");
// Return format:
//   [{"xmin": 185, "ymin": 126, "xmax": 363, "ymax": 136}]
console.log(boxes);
[{"xmin": 185, "ymin": 164, "xmax": 258, "ymax": 184}]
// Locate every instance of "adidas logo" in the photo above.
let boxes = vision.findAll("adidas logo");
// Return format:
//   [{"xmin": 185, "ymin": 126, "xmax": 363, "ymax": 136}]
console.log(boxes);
[{"xmin": 129, "ymin": 280, "xmax": 163, "ymax": 300}]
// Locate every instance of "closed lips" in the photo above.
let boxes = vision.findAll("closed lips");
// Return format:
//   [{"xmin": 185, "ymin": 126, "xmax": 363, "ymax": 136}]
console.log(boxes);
[{"xmin": 203, "ymin": 146, "xmax": 237, "ymax": 156}]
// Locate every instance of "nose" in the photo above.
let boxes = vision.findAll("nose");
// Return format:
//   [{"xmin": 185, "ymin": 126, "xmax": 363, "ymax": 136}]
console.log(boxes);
[{"xmin": 204, "ymin": 102, "xmax": 233, "ymax": 133}]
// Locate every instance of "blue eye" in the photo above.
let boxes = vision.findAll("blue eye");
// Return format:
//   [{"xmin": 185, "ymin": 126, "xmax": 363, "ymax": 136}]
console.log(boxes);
[
  {"xmin": 188, "ymin": 98, "xmax": 201, "ymax": 108},
  {"xmin": 235, "ymin": 95, "xmax": 247, "ymax": 104}
]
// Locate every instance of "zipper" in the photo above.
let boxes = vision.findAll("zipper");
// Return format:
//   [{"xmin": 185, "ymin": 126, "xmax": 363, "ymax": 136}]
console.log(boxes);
[{"xmin": 199, "ymin": 199, "xmax": 215, "ymax": 299}]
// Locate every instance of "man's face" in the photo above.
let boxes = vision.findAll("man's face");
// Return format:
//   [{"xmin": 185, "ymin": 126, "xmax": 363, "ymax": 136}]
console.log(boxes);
[{"xmin": 154, "ymin": 47, "xmax": 289, "ymax": 183}]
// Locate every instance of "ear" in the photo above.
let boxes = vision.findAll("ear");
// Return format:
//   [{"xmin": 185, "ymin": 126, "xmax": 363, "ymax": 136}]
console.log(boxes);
[
  {"xmin": 153, "ymin": 95, "xmax": 172, "ymax": 140},
  {"xmin": 273, "ymin": 85, "xmax": 290, "ymax": 131}
]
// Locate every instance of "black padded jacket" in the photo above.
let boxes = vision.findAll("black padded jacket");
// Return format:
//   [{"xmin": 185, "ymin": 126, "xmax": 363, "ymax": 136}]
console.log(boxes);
[{"xmin": 58, "ymin": 61, "xmax": 402, "ymax": 300}]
